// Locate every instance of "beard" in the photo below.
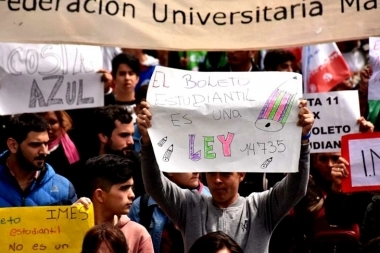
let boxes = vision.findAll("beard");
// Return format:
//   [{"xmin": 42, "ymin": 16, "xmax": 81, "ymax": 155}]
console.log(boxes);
[
  {"xmin": 16, "ymin": 148, "xmax": 46, "ymax": 172},
  {"xmin": 104, "ymin": 140, "xmax": 133, "ymax": 157}
]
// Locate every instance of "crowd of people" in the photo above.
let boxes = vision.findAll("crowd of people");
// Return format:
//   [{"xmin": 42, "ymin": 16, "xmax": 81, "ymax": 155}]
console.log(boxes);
[{"xmin": 1, "ymin": 39, "xmax": 380, "ymax": 253}]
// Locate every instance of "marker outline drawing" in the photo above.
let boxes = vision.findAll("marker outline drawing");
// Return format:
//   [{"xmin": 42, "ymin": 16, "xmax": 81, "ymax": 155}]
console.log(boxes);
[
  {"xmin": 261, "ymin": 157, "xmax": 273, "ymax": 169},
  {"xmin": 255, "ymin": 77, "xmax": 298, "ymax": 132},
  {"xmin": 163, "ymin": 144, "xmax": 173, "ymax": 162},
  {"xmin": 158, "ymin": 136, "xmax": 168, "ymax": 147}
]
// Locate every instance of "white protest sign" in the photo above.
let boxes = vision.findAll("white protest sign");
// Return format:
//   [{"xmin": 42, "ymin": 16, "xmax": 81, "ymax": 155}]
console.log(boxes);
[
  {"xmin": 369, "ymin": 37, "xmax": 380, "ymax": 100},
  {"xmin": 304, "ymin": 91, "xmax": 360, "ymax": 153},
  {"xmin": 0, "ymin": 43, "xmax": 104, "ymax": 115},
  {"xmin": 147, "ymin": 67, "xmax": 303, "ymax": 173},
  {"xmin": 341, "ymin": 133, "xmax": 380, "ymax": 193},
  {"xmin": 349, "ymin": 137, "xmax": 380, "ymax": 187}
]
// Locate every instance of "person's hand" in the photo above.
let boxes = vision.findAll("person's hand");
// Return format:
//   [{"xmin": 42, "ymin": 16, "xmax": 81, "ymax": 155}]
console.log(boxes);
[
  {"xmin": 97, "ymin": 69, "xmax": 113, "ymax": 94},
  {"xmin": 72, "ymin": 197, "xmax": 92, "ymax": 209},
  {"xmin": 136, "ymin": 101, "xmax": 152, "ymax": 144},
  {"xmin": 297, "ymin": 100, "xmax": 314, "ymax": 143},
  {"xmin": 357, "ymin": 116, "xmax": 374, "ymax": 133},
  {"xmin": 331, "ymin": 157, "xmax": 350, "ymax": 193}
]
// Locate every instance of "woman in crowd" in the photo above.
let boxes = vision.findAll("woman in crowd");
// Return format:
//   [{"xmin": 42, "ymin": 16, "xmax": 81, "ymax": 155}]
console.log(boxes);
[
  {"xmin": 39, "ymin": 111, "xmax": 80, "ymax": 177},
  {"xmin": 81, "ymin": 223, "xmax": 129, "ymax": 253},
  {"xmin": 188, "ymin": 231, "xmax": 243, "ymax": 253}
]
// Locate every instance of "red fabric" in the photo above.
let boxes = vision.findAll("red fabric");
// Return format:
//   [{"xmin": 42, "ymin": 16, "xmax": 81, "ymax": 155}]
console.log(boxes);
[{"xmin": 302, "ymin": 43, "xmax": 351, "ymax": 93}]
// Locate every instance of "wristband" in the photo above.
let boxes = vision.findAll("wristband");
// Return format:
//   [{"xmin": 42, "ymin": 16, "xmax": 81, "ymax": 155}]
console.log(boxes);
[{"xmin": 301, "ymin": 131, "xmax": 311, "ymax": 140}]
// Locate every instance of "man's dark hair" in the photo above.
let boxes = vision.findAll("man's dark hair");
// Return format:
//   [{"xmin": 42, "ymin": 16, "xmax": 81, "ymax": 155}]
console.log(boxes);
[
  {"xmin": 111, "ymin": 53, "xmax": 140, "ymax": 78},
  {"xmin": 6, "ymin": 113, "xmax": 49, "ymax": 144},
  {"xmin": 188, "ymin": 231, "xmax": 244, "ymax": 253},
  {"xmin": 135, "ymin": 85, "xmax": 148, "ymax": 105},
  {"xmin": 263, "ymin": 50, "xmax": 296, "ymax": 71},
  {"xmin": 86, "ymin": 154, "xmax": 135, "ymax": 197},
  {"xmin": 93, "ymin": 105, "xmax": 133, "ymax": 137}
]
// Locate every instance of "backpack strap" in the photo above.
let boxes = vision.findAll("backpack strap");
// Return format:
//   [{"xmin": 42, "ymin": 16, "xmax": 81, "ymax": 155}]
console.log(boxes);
[{"xmin": 139, "ymin": 193, "xmax": 155, "ymax": 230}]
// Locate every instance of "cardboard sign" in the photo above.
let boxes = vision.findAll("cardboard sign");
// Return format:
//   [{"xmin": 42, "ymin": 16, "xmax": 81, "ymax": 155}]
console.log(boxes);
[
  {"xmin": 0, "ymin": 43, "xmax": 104, "ymax": 115},
  {"xmin": 147, "ymin": 66, "xmax": 303, "ymax": 173},
  {"xmin": 341, "ymin": 132, "xmax": 380, "ymax": 193},
  {"xmin": 0, "ymin": 1, "xmax": 379, "ymax": 50},
  {"xmin": 0, "ymin": 205, "xmax": 94, "ymax": 253},
  {"xmin": 304, "ymin": 91, "xmax": 360, "ymax": 153}
]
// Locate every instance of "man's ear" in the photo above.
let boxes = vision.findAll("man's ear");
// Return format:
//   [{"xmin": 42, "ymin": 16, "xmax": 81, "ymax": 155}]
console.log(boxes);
[
  {"xmin": 94, "ymin": 189, "xmax": 105, "ymax": 203},
  {"xmin": 98, "ymin": 133, "xmax": 108, "ymax": 144},
  {"xmin": 238, "ymin": 172, "xmax": 246, "ymax": 183},
  {"xmin": 7, "ymin": 138, "xmax": 18, "ymax": 154}
]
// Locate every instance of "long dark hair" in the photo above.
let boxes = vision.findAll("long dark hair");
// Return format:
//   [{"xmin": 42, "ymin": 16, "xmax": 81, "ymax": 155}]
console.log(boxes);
[
  {"xmin": 188, "ymin": 231, "xmax": 244, "ymax": 253},
  {"xmin": 81, "ymin": 223, "xmax": 128, "ymax": 253}
]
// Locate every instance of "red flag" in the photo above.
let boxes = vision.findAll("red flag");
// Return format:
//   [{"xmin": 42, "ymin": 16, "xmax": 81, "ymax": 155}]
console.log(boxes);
[{"xmin": 302, "ymin": 43, "xmax": 351, "ymax": 93}]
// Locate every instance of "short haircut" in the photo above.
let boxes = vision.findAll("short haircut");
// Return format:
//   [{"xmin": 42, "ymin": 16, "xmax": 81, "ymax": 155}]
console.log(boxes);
[
  {"xmin": 6, "ymin": 113, "xmax": 50, "ymax": 144},
  {"xmin": 188, "ymin": 231, "xmax": 244, "ymax": 253},
  {"xmin": 86, "ymin": 154, "xmax": 135, "ymax": 197},
  {"xmin": 81, "ymin": 223, "xmax": 129, "ymax": 253},
  {"xmin": 111, "ymin": 53, "xmax": 140, "ymax": 78},
  {"xmin": 93, "ymin": 105, "xmax": 133, "ymax": 137},
  {"xmin": 135, "ymin": 85, "xmax": 148, "ymax": 104},
  {"xmin": 263, "ymin": 50, "xmax": 296, "ymax": 71}
]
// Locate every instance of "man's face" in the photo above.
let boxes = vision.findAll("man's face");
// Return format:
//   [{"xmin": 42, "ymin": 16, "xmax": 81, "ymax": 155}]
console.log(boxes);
[
  {"xmin": 276, "ymin": 60, "xmax": 293, "ymax": 72},
  {"xmin": 206, "ymin": 172, "xmax": 245, "ymax": 208},
  {"xmin": 103, "ymin": 178, "xmax": 135, "ymax": 215},
  {"xmin": 114, "ymin": 64, "xmax": 139, "ymax": 94},
  {"xmin": 314, "ymin": 152, "xmax": 341, "ymax": 181},
  {"xmin": 227, "ymin": 51, "xmax": 253, "ymax": 65},
  {"xmin": 105, "ymin": 120, "xmax": 134, "ymax": 156},
  {"xmin": 16, "ymin": 131, "xmax": 49, "ymax": 171}
]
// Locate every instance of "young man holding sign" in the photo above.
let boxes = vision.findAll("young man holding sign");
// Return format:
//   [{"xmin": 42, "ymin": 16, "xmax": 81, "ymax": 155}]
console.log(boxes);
[{"xmin": 137, "ymin": 100, "xmax": 314, "ymax": 253}]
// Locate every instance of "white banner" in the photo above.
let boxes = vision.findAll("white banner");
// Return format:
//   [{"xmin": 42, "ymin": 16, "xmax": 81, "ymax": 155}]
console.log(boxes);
[
  {"xmin": 0, "ymin": 43, "xmax": 104, "ymax": 115},
  {"xmin": 304, "ymin": 90, "xmax": 360, "ymax": 153},
  {"xmin": 147, "ymin": 67, "xmax": 303, "ymax": 173},
  {"xmin": 0, "ymin": 1, "xmax": 378, "ymax": 50},
  {"xmin": 369, "ymin": 37, "xmax": 380, "ymax": 100}
]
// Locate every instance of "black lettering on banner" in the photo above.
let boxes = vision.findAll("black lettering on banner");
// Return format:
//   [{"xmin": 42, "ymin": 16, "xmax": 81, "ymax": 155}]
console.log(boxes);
[
  {"xmin": 313, "ymin": 111, "xmax": 320, "ymax": 119},
  {"xmin": 44, "ymin": 75, "xmax": 64, "ymax": 106},
  {"xmin": 310, "ymin": 141, "xmax": 341, "ymax": 150},
  {"xmin": 39, "ymin": 0, "xmax": 53, "ymax": 11},
  {"xmin": 84, "ymin": 0, "xmax": 95, "ymax": 13},
  {"xmin": 66, "ymin": 81, "xmax": 76, "ymax": 105},
  {"xmin": 7, "ymin": 47, "xmax": 22, "ymax": 76},
  {"xmin": 29, "ymin": 80, "xmax": 47, "ymax": 108},
  {"xmin": 73, "ymin": 49, "xmax": 94, "ymax": 75},
  {"xmin": 79, "ymin": 206, "xmax": 89, "ymax": 220},
  {"xmin": 39, "ymin": 45, "xmax": 61, "ymax": 75},
  {"xmin": 77, "ymin": 79, "xmax": 94, "ymax": 105},
  {"xmin": 106, "ymin": 1, "xmax": 119, "ymax": 16}
]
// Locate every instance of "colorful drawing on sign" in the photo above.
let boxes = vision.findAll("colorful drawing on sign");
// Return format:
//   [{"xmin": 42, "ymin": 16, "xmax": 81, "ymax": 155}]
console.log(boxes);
[
  {"xmin": 158, "ymin": 136, "xmax": 168, "ymax": 147},
  {"xmin": 163, "ymin": 144, "xmax": 174, "ymax": 162},
  {"xmin": 255, "ymin": 77, "xmax": 297, "ymax": 132},
  {"xmin": 261, "ymin": 157, "xmax": 273, "ymax": 169}
]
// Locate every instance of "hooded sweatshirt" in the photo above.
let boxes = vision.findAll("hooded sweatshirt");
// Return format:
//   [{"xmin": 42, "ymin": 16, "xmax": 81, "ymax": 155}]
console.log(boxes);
[
  {"xmin": 141, "ymin": 143, "xmax": 310, "ymax": 253},
  {"xmin": 116, "ymin": 215, "xmax": 154, "ymax": 253}
]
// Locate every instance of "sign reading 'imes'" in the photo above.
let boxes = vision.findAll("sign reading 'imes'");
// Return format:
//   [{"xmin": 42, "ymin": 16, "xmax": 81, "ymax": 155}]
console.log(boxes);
[
  {"xmin": 0, "ymin": 43, "xmax": 104, "ymax": 115},
  {"xmin": 0, "ymin": 205, "xmax": 94, "ymax": 253},
  {"xmin": 147, "ymin": 67, "xmax": 303, "ymax": 173}
]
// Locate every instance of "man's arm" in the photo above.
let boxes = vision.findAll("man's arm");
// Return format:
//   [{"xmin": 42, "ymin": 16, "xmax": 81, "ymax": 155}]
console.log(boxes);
[
  {"xmin": 138, "ymin": 101, "xmax": 193, "ymax": 227},
  {"xmin": 254, "ymin": 100, "xmax": 313, "ymax": 231}
]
